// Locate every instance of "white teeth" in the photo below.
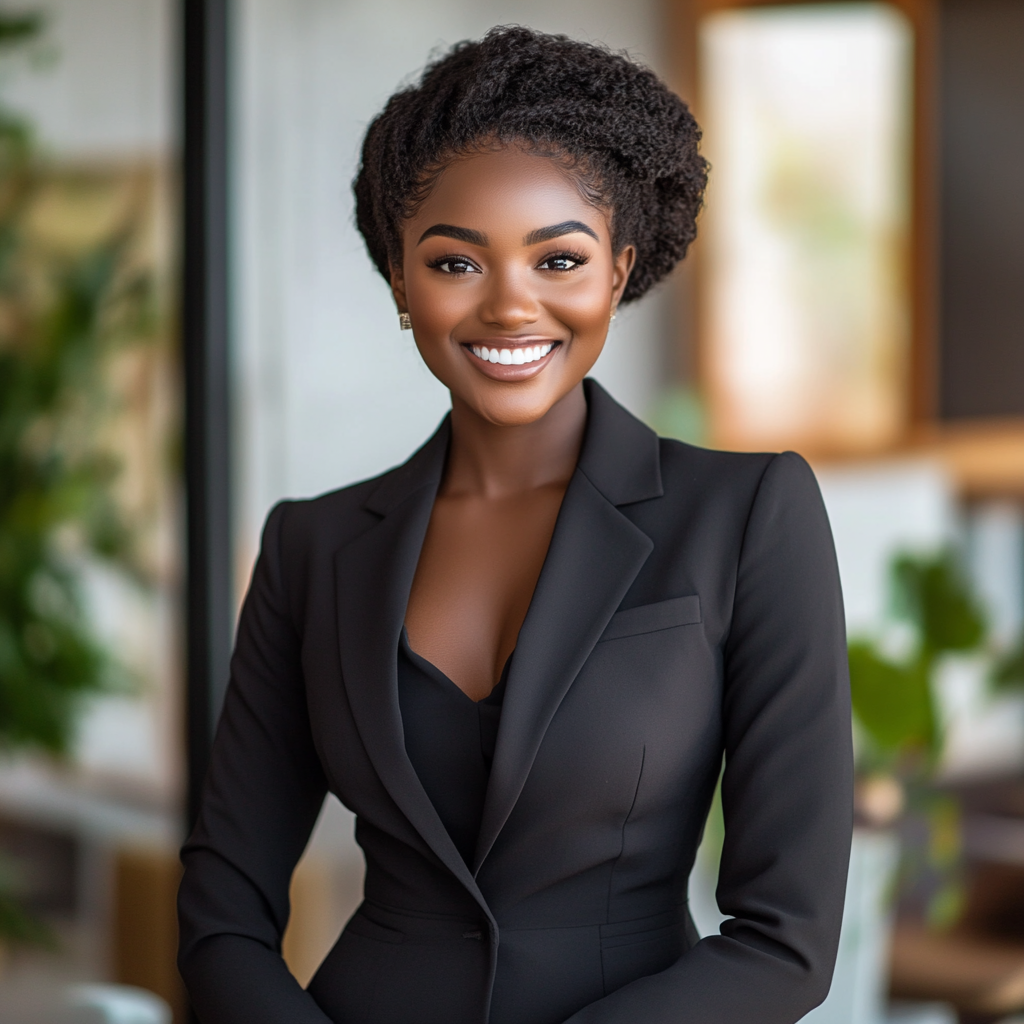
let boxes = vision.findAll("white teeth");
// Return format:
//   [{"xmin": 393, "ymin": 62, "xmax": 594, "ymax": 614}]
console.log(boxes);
[{"xmin": 469, "ymin": 343, "xmax": 555, "ymax": 365}]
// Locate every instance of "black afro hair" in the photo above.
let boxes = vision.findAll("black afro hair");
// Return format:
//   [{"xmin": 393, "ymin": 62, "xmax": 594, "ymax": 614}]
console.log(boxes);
[{"xmin": 353, "ymin": 25, "xmax": 708, "ymax": 304}]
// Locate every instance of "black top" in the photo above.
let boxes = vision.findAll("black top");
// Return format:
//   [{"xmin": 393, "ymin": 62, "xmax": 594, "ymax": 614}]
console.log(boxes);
[{"xmin": 398, "ymin": 629, "xmax": 510, "ymax": 866}]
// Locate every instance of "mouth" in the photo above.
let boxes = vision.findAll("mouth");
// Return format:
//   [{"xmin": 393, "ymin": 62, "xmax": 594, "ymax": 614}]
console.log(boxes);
[{"xmin": 462, "ymin": 339, "xmax": 560, "ymax": 381}]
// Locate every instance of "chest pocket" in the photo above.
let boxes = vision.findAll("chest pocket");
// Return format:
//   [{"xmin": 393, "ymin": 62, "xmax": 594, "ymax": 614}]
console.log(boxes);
[{"xmin": 599, "ymin": 595, "xmax": 701, "ymax": 642}]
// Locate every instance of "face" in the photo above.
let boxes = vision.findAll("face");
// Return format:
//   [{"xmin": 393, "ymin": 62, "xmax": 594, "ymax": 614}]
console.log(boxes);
[{"xmin": 390, "ymin": 146, "xmax": 635, "ymax": 427}]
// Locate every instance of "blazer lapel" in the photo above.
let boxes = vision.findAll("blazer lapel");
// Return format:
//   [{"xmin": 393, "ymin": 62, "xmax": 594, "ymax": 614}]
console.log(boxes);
[
  {"xmin": 333, "ymin": 419, "xmax": 487, "ymax": 899},
  {"xmin": 333, "ymin": 382, "xmax": 664, "ymax": 890},
  {"xmin": 473, "ymin": 381, "xmax": 662, "ymax": 873}
]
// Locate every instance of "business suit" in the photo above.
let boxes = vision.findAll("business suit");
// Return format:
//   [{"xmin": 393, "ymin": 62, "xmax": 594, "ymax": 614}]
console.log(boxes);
[{"xmin": 178, "ymin": 379, "xmax": 853, "ymax": 1024}]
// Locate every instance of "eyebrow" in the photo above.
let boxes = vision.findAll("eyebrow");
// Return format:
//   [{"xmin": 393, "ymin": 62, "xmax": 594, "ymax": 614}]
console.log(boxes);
[
  {"xmin": 416, "ymin": 219, "xmax": 601, "ymax": 248},
  {"xmin": 418, "ymin": 224, "xmax": 488, "ymax": 246},
  {"xmin": 524, "ymin": 220, "xmax": 599, "ymax": 245}
]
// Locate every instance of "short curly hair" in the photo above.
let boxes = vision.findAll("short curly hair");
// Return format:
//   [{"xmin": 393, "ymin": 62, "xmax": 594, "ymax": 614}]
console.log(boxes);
[{"xmin": 353, "ymin": 26, "xmax": 708, "ymax": 304}]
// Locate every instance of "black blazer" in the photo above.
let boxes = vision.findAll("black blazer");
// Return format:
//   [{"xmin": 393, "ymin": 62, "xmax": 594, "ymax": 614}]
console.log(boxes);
[{"xmin": 178, "ymin": 379, "xmax": 853, "ymax": 1024}]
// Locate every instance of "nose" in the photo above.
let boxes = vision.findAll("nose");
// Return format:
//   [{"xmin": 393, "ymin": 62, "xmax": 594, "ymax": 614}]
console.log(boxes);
[{"xmin": 477, "ymin": 266, "xmax": 539, "ymax": 330}]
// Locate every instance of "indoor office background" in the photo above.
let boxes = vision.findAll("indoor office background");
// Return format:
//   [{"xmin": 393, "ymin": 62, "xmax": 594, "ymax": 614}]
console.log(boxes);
[{"xmin": 0, "ymin": 1, "xmax": 1021, "ymax": 1023}]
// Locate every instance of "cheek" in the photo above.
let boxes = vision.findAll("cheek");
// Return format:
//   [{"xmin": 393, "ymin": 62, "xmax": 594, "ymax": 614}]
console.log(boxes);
[
  {"xmin": 405, "ymin": 273, "xmax": 473, "ymax": 334},
  {"xmin": 546, "ymin": 270, "xmax": 615, "ymax": 335}
]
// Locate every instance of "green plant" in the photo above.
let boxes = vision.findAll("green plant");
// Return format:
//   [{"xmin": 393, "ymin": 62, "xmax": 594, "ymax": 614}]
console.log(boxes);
[
  {"xmin": 849, "ymin": 548, "xmax": 988, "ymax": 930},
  {"xmin": 0, "ymin": 14, "xmax": 160, "ymax": 756},
  {"xmin": 992, "ymin": 634, "xmax": 1024, "ymax": 693},
  {"xmin": 850, "ymin": 549, "xmax": 987, "ymax": 769},
  {"xmin": 0, "ymin": 233, "xmax": 144, "ymax": 750},
  {"xmin": 0, "ymin": 10, "xmax": 159, "ymax": 947}
]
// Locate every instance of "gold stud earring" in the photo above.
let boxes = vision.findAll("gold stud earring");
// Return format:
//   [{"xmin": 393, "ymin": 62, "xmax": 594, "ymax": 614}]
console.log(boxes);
[
  {"xmin": 398, "ymin": 312, "xmax": 412, "ymax": 330},
  {"xmin": 610, "ymin": 309, "xmax": 617, "ymax": 321}
]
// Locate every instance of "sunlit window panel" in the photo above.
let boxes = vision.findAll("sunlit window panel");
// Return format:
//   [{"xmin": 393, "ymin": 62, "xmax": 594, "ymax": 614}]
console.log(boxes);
[{"xmin": 700, "ymin": 4, "xmax": 913, "ymax": 454}]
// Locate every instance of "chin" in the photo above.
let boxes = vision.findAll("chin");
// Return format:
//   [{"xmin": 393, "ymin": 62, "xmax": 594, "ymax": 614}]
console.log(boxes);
[{"xmin": 470, "ymin": 385, "xmax": 565, "ymax": 427}]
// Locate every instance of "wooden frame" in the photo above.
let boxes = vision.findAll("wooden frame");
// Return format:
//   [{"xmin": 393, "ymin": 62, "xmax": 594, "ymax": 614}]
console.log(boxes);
[
  {"xmin": 663, "ymin": 0, "xmax": 1024, "ymax": 496},
  {"xmin": 666, "ymin": 0, "xmax": 937, "ymax": 438}
]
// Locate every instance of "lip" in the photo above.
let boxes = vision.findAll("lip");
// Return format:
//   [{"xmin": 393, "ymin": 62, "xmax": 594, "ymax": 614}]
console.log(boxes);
[{"xmin": 460, "ymin": 337, "xmax": 561, "ymax": 382}]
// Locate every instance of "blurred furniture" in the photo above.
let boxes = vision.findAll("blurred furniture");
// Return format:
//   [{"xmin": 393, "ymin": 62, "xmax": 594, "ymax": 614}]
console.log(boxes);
[
  {"xmin": 887, "ymin": 1004, "xmax": 957, "ymax": 1024},
  {"xmin": 906, "ymin": 421, "xmax": 1024, "ymax": 502},
  {"xmin": 890, "ymin": 926, "xmax": 1024, "ymax": 1019},
  {"xmin": 0, "ymin": 763, "xmax": 183, "ymax": 1021},
  {"xmin": 0, "ymin": 983, "xmax": 171, "ymax": 1024},
  {"xmin": 889, "ymin": 776, "xmax": 1024, "ymax": 1023},
  {"xmin": 61, "ymin": 984, "xmax": 172, "ymax": 1024},
  {"xmin": 112, "ymin": 848, "xmax": 186, "ymax": 1024}
]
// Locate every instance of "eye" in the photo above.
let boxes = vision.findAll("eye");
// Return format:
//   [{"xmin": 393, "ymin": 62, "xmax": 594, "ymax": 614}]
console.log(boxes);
[
  {"xmin": 429, "ymin": 255, "xmax": 481, "ymax": 276},
  {"xmin": 537, "ymin": 250, "xmax": 589, "ymax": 272}
]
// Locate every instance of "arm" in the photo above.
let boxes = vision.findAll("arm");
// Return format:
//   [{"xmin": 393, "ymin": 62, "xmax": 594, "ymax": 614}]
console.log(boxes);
[
  {"xmin": 566, "ymin": 452, "xmax": 854, "ymax": 1024},
  {"xmin": 178, "ymin": 502, "xmax": 334, "ymax": 1024}
]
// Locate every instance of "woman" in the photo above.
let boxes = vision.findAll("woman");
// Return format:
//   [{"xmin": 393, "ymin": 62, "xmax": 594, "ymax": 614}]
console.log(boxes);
[{"xmin": 178, "ymin": 26, "xmax": 852, "ymax": 1024}]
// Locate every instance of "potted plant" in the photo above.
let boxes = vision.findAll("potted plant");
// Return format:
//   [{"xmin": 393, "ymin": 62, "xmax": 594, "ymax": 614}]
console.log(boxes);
[{"xmin": 0, "ymin": 10, "xmax": 160, "ymax": 957}]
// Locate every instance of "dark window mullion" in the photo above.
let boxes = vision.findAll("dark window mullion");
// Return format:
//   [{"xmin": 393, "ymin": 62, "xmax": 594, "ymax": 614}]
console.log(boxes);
[{"xmin": 183, "ymin": 0, "xmax": 233, "ymax": 832}]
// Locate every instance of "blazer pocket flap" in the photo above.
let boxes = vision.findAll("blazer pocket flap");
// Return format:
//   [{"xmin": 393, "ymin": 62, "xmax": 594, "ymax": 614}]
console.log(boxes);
[{"xmin": 601, "ymin": 595, "xmax": 701, "ymax": 641}]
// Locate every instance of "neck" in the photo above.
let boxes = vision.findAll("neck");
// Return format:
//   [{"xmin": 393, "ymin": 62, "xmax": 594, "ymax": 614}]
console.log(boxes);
[{"xmin": 443, "ymin": 383, "xmax": 587, "ymax": 498}]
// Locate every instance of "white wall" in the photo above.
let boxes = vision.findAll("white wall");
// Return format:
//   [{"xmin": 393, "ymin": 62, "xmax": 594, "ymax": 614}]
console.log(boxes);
[
  {"xmin": 814, "ymin": 459, "xmax": 957, "ymax": 636},
  {"xmin": 233, "ymin": 0, "xmax": 675, "ymax": 572},
  {"xmin": 0, "ymin": 0, "xmax": 173, "ymax": 158}
]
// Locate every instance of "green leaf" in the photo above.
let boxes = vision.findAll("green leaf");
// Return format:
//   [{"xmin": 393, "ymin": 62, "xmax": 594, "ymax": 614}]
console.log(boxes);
[
  {"xmin": 992, "ymin": 635, "xmax": 1024, "ymax": 692},
  {"xmin": 0, "ymin": 14, "xmax": 43, "ymax": 46},
  {"xmin": 891, "ymin": 551, "xmax": 987, "ymax": 655},
  {"xmin": 0, "ymin": 17, "xmax": 159, "ymax": 755},
  {"xmin": 849, "ymin": 641, "xmax": 938, "ymax": 756}
]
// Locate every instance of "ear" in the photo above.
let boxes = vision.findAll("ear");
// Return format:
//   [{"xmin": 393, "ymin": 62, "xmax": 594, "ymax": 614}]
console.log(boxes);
[
  {"xmin": 611, "ymin": 244, "xmax": 636, "ymax": 310},
  {"xmin": 389, "ymin": 261, "xmax": 408, "ymax": 314}
]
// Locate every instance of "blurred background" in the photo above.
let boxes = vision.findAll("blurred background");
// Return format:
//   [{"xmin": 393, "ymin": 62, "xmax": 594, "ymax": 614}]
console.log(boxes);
[{"xmin": 0, "ymin": 1, "xmax": 1021, "ymax": 1022}]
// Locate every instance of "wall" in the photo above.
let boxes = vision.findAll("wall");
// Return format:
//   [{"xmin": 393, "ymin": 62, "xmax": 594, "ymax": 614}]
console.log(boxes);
[
  {"xmin": 0, "ymin": 0, "xmax": 172, "ymax": 160},
  {"xmin": 939, "ymin": 0, "xmax": 1024, "ymax": 419}
]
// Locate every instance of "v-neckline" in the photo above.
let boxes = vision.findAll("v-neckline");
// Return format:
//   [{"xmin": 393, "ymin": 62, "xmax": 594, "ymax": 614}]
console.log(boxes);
[{"xmin": 400, "ymin": 627, "xmax": 511, "ymax": 706}]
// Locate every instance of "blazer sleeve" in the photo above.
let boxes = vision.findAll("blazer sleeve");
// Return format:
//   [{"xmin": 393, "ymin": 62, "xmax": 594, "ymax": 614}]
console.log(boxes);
[
  {"xmin": 564, "ymin": 451, "xmax": 854, "ymax": 1024},
  {"xmin": 177, "ymin": 502, "xmax": 334, "ymax": 1024}
]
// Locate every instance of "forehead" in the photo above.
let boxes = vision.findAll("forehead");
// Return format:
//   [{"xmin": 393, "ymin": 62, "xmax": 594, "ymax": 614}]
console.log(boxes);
[{"xmin": 404, "ymin": 147, "xmax": 609, "ymax": 241}]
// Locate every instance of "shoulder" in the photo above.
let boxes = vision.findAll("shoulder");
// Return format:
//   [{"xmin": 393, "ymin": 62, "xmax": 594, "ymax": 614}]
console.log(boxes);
[
  {"xmin": 658, "ymin": 437, "xmax": 820, "ymax": 499},
  {"xmin": 262, "ymin": 463, "xmax": 402, "ymax": 562},
  {"xmin": 641, "ymin": 438, "xmax": 827, "ymax": 556},
  {"xmin": 255, "ymin": 416, "xmax": 448, "ymax": 600},
  {"xmin": 655, "ymin": 442, "xmax": 835, "ymax": 591}
]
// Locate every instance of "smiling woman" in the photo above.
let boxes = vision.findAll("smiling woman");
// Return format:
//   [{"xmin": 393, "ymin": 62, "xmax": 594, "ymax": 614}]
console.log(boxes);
[
  {"xmin": 178, "ymin": 25, "xmax": 853, "ymax": 1024},
  {"xmin": 395, "ymin": 149, "xmax": 631, "ymax": 416}
]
